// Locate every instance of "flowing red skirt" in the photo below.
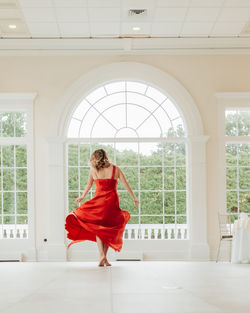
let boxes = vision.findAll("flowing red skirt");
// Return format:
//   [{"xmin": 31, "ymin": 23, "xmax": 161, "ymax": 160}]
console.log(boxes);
[{"xmin": 65, "ymin": 179, "xmax": 130, "ymax": 252}]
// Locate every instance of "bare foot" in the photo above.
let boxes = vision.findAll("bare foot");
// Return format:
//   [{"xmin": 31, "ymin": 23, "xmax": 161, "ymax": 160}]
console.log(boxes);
[
  {"xmin": 98, "ymin": 256, "xmax": 106, "ymax": 267},
  {"xmin": 104, "ymin": 258, "xmax": 112, "ymax": 266}
]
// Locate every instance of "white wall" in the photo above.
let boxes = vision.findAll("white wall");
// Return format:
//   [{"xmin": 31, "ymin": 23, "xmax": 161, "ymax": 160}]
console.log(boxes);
[{"xmin": 1, "ymin": 54, "xmax": 250, "ymax": 260}]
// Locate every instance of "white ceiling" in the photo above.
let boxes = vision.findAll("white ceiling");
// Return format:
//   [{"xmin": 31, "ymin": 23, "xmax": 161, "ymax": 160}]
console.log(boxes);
[{"xmin": 0, "ymin": 0, "xmax": 250, "ymax": 38}]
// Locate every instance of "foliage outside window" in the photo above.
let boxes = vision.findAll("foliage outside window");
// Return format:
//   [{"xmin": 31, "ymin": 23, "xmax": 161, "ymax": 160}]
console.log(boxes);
[
  {"xmin": 225, "ymin": 109, "xmax": 250, "ymax": 220},
  {"xmin": 0, "ymin": 112, "xmax": 28, "ymax": 239},
  {"xmin": 67, "ymin": 81, "xmax": 188, "ymax": 239}
]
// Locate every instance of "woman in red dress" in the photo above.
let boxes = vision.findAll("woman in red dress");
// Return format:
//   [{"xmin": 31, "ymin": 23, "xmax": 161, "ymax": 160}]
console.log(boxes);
[{"xmin": 65, "ymin": 149, "xmax": 139, "ymax": 267}]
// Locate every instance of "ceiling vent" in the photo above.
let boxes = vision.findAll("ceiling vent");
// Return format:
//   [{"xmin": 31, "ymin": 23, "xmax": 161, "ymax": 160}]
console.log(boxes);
[{"xmin": 128, "ymin": 9, "xmax": 147, "ymax": 17}]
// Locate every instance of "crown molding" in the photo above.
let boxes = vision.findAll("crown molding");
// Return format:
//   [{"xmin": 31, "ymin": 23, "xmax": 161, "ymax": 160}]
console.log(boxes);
[
  {"xmin": 1, "ymin": 37, "xmax": 250, "ymax": 55},
  {"xmin": 0, "ymin": 93, "xmax": 37, "ymax": 105},
  {"xmin": 215, "ymin": 92, "xmax": 250, "ymax": 99}
]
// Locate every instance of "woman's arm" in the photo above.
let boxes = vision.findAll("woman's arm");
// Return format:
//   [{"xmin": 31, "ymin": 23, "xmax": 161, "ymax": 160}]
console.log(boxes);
[
  {"xmin": 75, "ymin": 170, "xmax": 94, "ymax": 203},
  {"xmin": 118, "ymin": 167, "xmax": 139, "ymax": 206}
]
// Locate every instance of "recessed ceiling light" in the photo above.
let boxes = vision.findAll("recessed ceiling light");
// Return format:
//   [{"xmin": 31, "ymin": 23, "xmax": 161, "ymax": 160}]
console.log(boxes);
[
  {"xmin": 132, "ymin": 26, "xmax": 141, "ymax": 31},
  {"xmin": 8, "ymin": 24, "xmax": 17, "ymax": 29}
]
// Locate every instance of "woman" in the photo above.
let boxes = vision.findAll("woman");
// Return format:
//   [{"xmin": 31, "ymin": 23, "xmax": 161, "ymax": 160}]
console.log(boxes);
[{"xmin": 65, "ymin": 149, "xmax": 139, "ymax": 267}]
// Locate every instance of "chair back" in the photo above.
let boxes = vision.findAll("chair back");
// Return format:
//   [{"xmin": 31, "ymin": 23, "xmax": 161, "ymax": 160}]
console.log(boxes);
[{"xmin": 218, "ymin": 213, "xmax": 233, "ymax": 238}]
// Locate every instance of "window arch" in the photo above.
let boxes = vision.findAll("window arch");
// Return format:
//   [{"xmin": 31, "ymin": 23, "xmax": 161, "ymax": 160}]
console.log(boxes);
[
  {"xmin": 68, "ymin": 81, "xmax": 185, "ymax": 139},
  {"xmin": 66, "ymin": 80, "xmax": 188, "ymax": 240}
]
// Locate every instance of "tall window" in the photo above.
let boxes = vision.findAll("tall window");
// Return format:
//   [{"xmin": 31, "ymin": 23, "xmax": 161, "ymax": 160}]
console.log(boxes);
[
  {"xmin": 225, "ymin": 109, "xmax": 250, "ymax": 219},
  {"xmin": 67, "ymin": 81, "xmax": 188, "ymax": 240},
  {"xmin": 0, "ymin": 111, "xmax": 29, "ymax": 239}
]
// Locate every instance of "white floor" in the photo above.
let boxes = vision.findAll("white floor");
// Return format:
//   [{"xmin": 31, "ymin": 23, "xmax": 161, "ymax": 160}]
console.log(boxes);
[{"xmin": 0, "ymin": 261, "xmax": 249, "ymax": 313}]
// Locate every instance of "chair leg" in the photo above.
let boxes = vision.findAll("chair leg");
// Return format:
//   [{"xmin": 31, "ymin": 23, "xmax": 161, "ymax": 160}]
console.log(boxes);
[
  {"xmin": 216, "ymin": 239, "xmax": 221, "ymax": 263},
  {"xmin": 229, "ymin": 240, "xmax": 232, "ymax": 262}
]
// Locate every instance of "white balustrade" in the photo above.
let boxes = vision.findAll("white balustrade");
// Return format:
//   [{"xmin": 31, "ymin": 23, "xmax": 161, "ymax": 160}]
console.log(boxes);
[
  {"xmin": 123, "ymin": 224, "xmax": 188, "ymax": 240},
  {"xmin": 1, "ymin": 224, "xmax": 188, "ymax": 240},
  {"xmin": 0, "ymin": 225, "xmax": 29, "ymax": 239}
]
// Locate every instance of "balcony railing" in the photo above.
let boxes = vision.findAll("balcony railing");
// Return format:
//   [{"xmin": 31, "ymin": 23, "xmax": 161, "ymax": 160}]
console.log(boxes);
[
  {"xmin": 123, "ymin": 224, "xmax": 188, "ymax": 240},
  {"xmin": 0, "ymin": 224, "xmax": 188, "ymax": 240},
  {"xmin": 0, "ymin": 225, "xmax": 28, "ymax": 239}
]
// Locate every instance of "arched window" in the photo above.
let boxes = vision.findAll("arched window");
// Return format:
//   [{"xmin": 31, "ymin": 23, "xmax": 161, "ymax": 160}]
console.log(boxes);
[{"xmin": 66, "ymin": 81, "xmax": 188, "ymax": 240}]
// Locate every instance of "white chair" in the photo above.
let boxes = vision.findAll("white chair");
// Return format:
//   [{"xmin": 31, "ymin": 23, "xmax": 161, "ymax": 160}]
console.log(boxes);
[{"xmin": 216, "ymin": 213, "xmax": 233, "ymax": 262}]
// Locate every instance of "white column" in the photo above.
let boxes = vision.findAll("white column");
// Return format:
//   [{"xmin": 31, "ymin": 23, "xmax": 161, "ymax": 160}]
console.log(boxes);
[
  {"xmin": 188, "ymin": 136, "xmax": 210, "ymax": 260},
  {"xmin": 47, "ymin": 136, "xmax": 67, "ymax": 261}
]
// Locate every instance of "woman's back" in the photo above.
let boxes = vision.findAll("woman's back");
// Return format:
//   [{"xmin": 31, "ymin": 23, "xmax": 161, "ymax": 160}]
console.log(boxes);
[{"xmin": 92, "ymin": 164, "xmax": 118, "ymax": 180}]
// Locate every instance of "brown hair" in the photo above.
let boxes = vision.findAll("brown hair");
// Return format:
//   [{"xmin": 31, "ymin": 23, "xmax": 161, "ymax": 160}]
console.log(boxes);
[{"xmin": 89, "ymin": 149, "xmax": 111, "ymax": 171}]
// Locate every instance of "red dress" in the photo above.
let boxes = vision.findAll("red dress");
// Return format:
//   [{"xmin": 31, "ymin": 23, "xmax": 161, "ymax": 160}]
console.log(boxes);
[{"xmin": 65, "ymin": 165, "xmax": 130, "ymax": 252}]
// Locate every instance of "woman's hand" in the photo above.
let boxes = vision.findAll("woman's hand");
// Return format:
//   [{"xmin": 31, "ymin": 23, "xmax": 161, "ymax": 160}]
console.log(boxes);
[
  {"xmin": 75, "ymin": 197, "xmax": 83, "ymax": 204},
  {"xmin": 133, "ymin": 198, "xmax": 139, "ymax": 206}
]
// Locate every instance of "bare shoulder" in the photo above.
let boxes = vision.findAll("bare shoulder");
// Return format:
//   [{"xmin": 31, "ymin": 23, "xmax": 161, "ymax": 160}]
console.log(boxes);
[
  {"xmin": 115, "ymin": 166, "xmax": 120, "ymax": 172},
  {"xmin": 89, "ymin": 168, "xmax": 96, "ymax": 179},
  {"xmin": 117, "ymin": 166, "xmax": 125, "ymax": 177},
  {"xmin": 114, "ymin": 165, "xmax": 121, "ymax": 178}
]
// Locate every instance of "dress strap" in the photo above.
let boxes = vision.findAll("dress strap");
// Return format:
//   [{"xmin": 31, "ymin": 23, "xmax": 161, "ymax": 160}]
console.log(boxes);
[{"xmin": 111, "ymin": 165, "xmax": 116, "ymax": 179}]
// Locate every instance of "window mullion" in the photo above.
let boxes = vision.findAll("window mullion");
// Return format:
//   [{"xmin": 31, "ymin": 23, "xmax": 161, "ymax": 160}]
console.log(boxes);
[{"xmin": 14, "ymin": 145, "xmax": 17, "ymax": 236}]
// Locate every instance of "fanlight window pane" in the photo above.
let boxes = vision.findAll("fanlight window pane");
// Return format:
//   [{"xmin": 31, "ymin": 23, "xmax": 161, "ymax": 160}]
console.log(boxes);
[
  {"xmin": 85, "ymin": 86, "xmax": 106, "ymax": 104},
  {"xmin": 126, "ymin": 81, "xmax": 147, "ymax": 94},
  {"xmin": 94, "ymin": 93, "xmax": 126, "ymax": 113},
  {"xmin": 67, "ymin": 81, "xmax": 185, "ymax": 139},
  {"xmin": 172, "ymin": 118, "xmax": 185, "ymax": 135},
  {"xmin": 153, "ymin": 107, "xmax": 172, "ymax": 137},
  {"xmin": 127, "ymin": 92, "xmax": 159, "ymax": 112},
  {"xmin": 68, "ymin": 118, "xmax": 81, "ymax": 138},
  {"xmin": 116, "ymin": 128, "xmax": 138, "ymax": 138},
  {"xmin": 126, "ymin": 104, "xmax": 149, "ymax": 130},
  {"xmin": 73, "ymin": 100, "xmax": 91, "ymax": 120},
  {"xmin": 162, "ymin": 99, "xmax": 180, "ymax": 120},
  {"xmin": 146, "ymin": 86, "xmax": 166, "ymax": 104},
  {"xmin": 79, "ymin": 108, "xmax": 99, "ymax": 138},
  {"xmin": 136, "ymin": 116, "xmax": 161, "ymax": 137},
  {"xmin": 91, "ymin": 116, "xmax": 116, "ymax": 138},
  {"xmin": 102, "ymin": 105, "xmax": 126, "ymax": 130},
  {"xmin": 105, "ymin": 81, "xmax": 125, "ymax": 94}
]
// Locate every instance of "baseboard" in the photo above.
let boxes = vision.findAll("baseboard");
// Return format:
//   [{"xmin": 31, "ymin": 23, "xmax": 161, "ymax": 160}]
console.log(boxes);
[{"xmin": 0, "ymin": 251, "xmax": 23, "ymax": 261}]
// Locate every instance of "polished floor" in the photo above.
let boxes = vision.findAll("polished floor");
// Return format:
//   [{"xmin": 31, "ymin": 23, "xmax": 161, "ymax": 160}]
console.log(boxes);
[{"xmin": 0, "ymin": 261, "xmax": 249, "ymax": 313}]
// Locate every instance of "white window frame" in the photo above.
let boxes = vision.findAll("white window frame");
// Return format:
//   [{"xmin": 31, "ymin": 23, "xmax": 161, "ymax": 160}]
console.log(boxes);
[
  {"xmin": 66, "ymin": 138, "xmax": 188, "ymax": 240},
  {"xmin": 216, "ymin": 93, "xmax": 250, "ymax": 214},
  {"xmin": 0, "ymin": 94, "xmax": 36, "ymax": 260},
  {"xmin": 47, "ymin": 62, "xmax": 209, "ymax": 261},
  {"xmin": 66, "ymin": 81, "xmax": 188, "ymax": 240}
]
